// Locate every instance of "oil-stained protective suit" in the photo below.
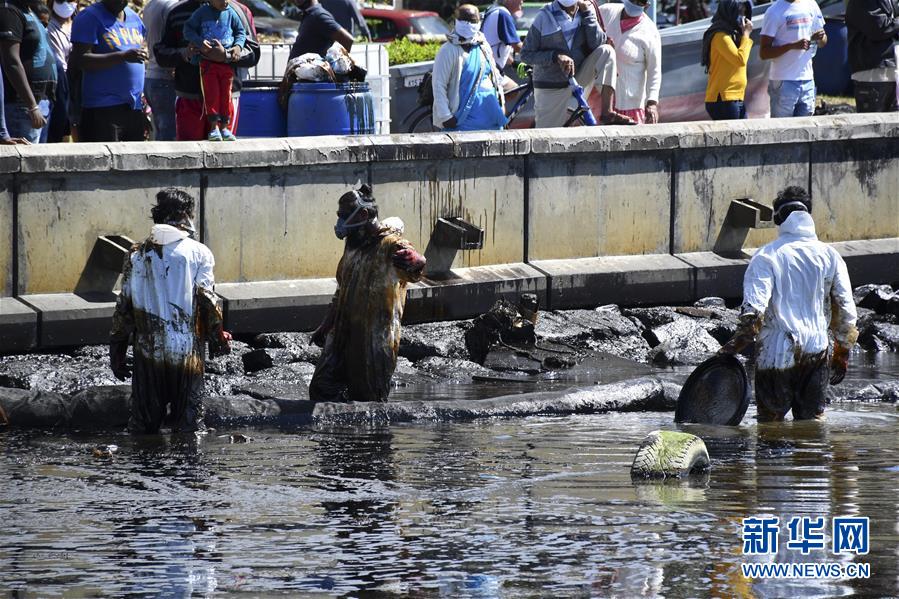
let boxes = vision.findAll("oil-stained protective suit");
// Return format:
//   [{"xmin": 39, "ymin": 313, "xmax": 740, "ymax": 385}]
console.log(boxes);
[
  {"xmin": 110, "ymin": 224, "xmax": 227, "ymax": 433},
  {"xmin": 310, "ymin": 225, "xmax": 426, "ymax": 402},
  {"xmin": 729, "ymin": 211, "xmax": 858, "ymax": 421}
]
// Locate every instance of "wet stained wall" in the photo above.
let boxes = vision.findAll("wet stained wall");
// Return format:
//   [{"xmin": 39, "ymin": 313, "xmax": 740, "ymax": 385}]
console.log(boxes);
[{"xmin": 2, "ymin": 114, "xmax": 898, "ymax": 296}]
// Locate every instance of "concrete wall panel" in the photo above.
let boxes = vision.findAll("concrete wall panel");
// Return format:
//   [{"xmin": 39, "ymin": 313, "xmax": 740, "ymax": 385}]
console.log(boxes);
[
  {"xmin": 811, "ymin": 140, "xmax": 899, "ymax": 243},
  {"xmin": 0, "ymin": 182, "xmax": 11, "ymax": 296},
  {"xmin": 371, "ymin": 157, "xmax": 524, "ymax": 268},
  {"xmin": 528, "ymin": 152, "xmax": 670, "ymax": 260},
  {"xmin": 673, "ymin": 144, "xmax": 809, "ymax": 253},
  {"xmin": 204, "ymin": 165, "xmax": 366, "ymax": 282},
  {"xmin": 17, "ymin": 172, "xmax": 199, "ymax": 294}
]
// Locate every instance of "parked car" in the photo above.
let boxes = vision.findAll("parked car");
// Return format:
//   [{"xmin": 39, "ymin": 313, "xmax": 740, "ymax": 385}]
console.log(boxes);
[
  {"xmin": 241, "ymin": 0, "xmax": 299, "ymax": 42},
  {"xmin": 362, "ymin": 8, "xmax": 450, "ymax": 42}
]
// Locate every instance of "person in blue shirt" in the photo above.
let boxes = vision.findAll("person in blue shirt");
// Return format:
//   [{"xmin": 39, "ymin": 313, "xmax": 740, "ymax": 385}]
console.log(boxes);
[
  {"xmin": 183, "ymin": 0, "xmax": 245, "ymax": 141},
  {"xmin": 70, "ymin": 0, "xmax": 147, "ymax": 141},
  {"xmin": 481, "ymin": 0, "xmax": 522, "ymax": 77}
]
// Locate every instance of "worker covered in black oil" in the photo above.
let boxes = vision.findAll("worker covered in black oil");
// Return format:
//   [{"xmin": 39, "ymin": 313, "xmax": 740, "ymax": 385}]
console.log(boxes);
[
  {"xmin": 309, "ymin": 184, "xmax": 426, "ymax": 403},
  {"xmin": 720, "ymin": 186, "xmax": 858, "ymax": 422},
  {"xmin": 109, "ymin": 188, "xmax": 232, "ymax": 433}
]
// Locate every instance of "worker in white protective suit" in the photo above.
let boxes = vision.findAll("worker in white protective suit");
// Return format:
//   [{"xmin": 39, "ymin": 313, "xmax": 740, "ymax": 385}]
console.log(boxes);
[
  {"xmin": 721, "ymin": 186, "xmax": 858, "ymax": 422},
  {"xmin": 110, "ymin": 188, "xmax": 232, "ymax": 434}
]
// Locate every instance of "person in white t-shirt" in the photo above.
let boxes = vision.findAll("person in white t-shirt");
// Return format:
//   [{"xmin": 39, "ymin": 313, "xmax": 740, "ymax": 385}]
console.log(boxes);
[
  {"xmin": 759, "ymin": 0, "xmax": 826, "ymax": 117},
  {"xmin": 482, "ymin": 0, "xmax": 522, "ymax": 79}
]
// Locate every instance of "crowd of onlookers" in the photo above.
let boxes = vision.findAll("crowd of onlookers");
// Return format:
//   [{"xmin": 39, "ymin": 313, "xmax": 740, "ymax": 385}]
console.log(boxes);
[
  {"xmin": 432, "ymin": 0, "xmax": 899, "ymax": 131},
  {"xmin": 0, "ymin": 0, "xmax": 897, "ymax": 144}
]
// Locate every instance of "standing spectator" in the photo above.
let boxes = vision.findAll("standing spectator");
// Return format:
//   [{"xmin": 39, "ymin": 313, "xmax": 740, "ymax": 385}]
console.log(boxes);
[
  {"xmin": 481, "ymin": 0, "xmax": 522, "ymax": 77},
  {"xmin": 702, "ymin": 0, "xmax": 754, "ymax": 120},
  {"xmin": 598, "ymin": 0, "xmax": 661, "ymax": 123},
  {"xmin": 287, "ymin": 0, "xmax": 353, "ymax": 59},
  {"xmin": 143, "ymin": 0, "xmax": 179, "ymax": 140},
  {"xmin": 154, "ymin": 0, "xmax": 257, "ymax": 141},
  {"xmin": 846, "ymin": 0, "xmax": 899, "ymax": 112},
  {"xmin": 520, "ymin": 0, "xmax": 634, "ymax": 127},
  {"xmin": 0, "ymin": 62, "xmax": 30, "ymax": 142},
  {"xmin": 0, "ymin": 0, "xmax": 56, "ymax": 142},
  {"xmin": 759, "ymin": 0, "xmax": 826, "ymax": 118},
  {"xmin": 182, "ymin": 0, "xmax": 245, "ymax": 141},
  {"xmin": 321, "ymin": 0, "xmax": 371, "ymax": 41},
  {"xmin": 70, "ymin": 0, "xmax": 148, "ymax": 141},
  {"xmin": 45, "ymin": 0, "xmax": 73, "ymax": 141},
  {"xmin": 432, "ymin": 4, "xmax": 506, "ymax": 131},
  {"xmin": 47, "ymin": 0, "xmax": 74, "ymax": 69}
]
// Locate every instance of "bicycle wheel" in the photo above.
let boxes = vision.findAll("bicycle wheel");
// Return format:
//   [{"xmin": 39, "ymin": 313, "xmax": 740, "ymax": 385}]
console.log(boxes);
[{"xmin": 407, "ymin": 109, "xmax": 439, "ymax": 134}]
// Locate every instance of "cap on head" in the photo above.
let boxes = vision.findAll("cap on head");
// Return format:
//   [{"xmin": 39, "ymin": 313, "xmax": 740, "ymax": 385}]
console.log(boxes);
[
  {"xmin": 152, "ymin": 188, "xmax": 196, "ymax": 224},
  {"xmin": 772, "ymin": 186, "xmax": 811, "ymax": 225}
]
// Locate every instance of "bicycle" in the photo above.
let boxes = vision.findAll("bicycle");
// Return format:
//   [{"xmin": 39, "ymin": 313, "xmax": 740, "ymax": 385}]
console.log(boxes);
[{"xmin": 403, "ymin": 64, "xmax": 596, "ymax": 133}]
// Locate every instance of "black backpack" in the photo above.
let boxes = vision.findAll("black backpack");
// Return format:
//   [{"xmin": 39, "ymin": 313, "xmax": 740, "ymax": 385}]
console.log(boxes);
[{"xmin": 417, "ymin": 71, "xmax": 434, "ymax": 107}]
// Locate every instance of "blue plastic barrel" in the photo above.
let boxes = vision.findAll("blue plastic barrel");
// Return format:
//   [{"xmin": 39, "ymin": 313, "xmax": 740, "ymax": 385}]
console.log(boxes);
[
  {"xmin": 813, "ymin": 17, "xmax": 852, "ymax": 96},
  {"xmin": 287, "ymin": 82, "xmax": 375, "ymax": 137},
  {"xmin": 235, "ymin": 83, "xmax": 286, "ymax": 138}
]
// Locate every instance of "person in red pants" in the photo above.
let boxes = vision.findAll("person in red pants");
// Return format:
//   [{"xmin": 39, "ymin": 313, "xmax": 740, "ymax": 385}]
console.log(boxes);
[{"xmin": 182, "ymin": 0, "xmax": 245, "ymax": 140}]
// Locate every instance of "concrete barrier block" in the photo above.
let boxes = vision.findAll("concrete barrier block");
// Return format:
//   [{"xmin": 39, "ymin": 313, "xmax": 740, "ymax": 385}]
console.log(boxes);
[
  {"xmin": 532, "ymin": 254, "xmax": 693, "ymax": 310},
  {"xmin": 528, "ymin": 151, "xmax": 670, "ymax": 260},
  {"xmin": 832, "ymin": 238, "xmax": 899, "ymax": 286},
  {"xmin": 203, "ymin": 164, "xmax": 366, "ymax": 283},
  {"xmin": 0, "ymin": 145, "xmax": 20, "ymax": 173},
  {"xmin": 405, "ymin": 263, "xmax": 547, "ymax": 323},
  {"xmin": 107, "ymin": 141, "xmax": 204, "ymax": 171},
  {"xmin": 672, "ymin": 144, "xmax": 808, "ymax": 253},
  {"xmin": 202, "ymin": 138, "xmax": 291, "ymax": 169},
  {"xmin": 0, "ymin": 183, "xmax": 11, "ymax": 297},
  {"xmin": 675, "ymin": 251, "xmax": 750, "ymax": 301},
  {"xmin": 447, "ymin": 130, "xmax": 530, "ymax": 158},
  {"xmin": 368, "ymin": 132, "xmax": 455, "ymax": 162},
  {"xmin": 371, "ymin": 157, "xmax": 525, "ymax": 268},
  {"xmin": 528, "ymin": 126, "xmax": 612, "ymax": 154},
  {"xmin": 18, "ymin": 143, "xmax": 111, "ymax": 173},
  {"xmin": 603, "ymin": 124, "xmax": 689, "ymax": 152},
  {"xmin": 17, "ymin": 172, "xmax": 199, "ymax": 294},
  {"xmin": 217, "ymin": 278, "xmax": 337, "ymax": 334},
  {"xmin": 0, "ymin": 297, "xmax": 37, "ymax": 352},
  {"xmin": 811, "ymin": 139, "xmax": 899, "ymax": 244},
  {"xmin": 287, "ymin": 135, "xmax": 373, "ymax": 164},
  {"xmin": 19, "ymin": 293, "xmax": 115, "ymax": 347},
  {"xmin": 726, "ymin": 117, "xmax": 814, "ymax": 148}
]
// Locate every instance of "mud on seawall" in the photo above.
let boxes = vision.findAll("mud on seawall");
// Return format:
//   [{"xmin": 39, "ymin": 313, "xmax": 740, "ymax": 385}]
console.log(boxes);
[
  {"xmin": 1, "ymin": 114, "xmax": 898, "ymax": 351},
  {"xmin": 1, "ymin": 287, "xmax": 897, "ymax": 431}
]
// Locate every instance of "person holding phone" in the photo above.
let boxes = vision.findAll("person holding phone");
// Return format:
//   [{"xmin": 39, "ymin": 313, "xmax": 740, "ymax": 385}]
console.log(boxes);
[
  {"xmin": 759, "ymin": 0, "xmax": 826, "ymax": 117},
  {"xmin": 701, "ymin": 0, "xmax": 754, "ymax": 119}
]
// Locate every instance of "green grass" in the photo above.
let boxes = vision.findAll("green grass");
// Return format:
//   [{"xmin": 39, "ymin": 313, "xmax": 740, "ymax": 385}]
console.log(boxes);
[{"xmin": 818, "ymin": 94, "xmax": 856, "ymax": 108}]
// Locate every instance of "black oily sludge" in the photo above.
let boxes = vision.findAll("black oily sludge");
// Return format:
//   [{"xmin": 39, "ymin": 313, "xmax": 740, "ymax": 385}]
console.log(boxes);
[{"xmin": 0, "ymin": 377, "xmax": 680, "ymax": 430}]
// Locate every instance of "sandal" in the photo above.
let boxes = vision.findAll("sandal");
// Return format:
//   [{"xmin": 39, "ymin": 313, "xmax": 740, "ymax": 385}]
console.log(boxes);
[{"xmin": 600, "ymin": 112, "xmax": 637, "ymax": 126}]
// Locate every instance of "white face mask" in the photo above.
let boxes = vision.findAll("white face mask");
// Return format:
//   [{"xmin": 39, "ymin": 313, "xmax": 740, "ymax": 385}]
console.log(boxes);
[
  {"xmin": 52, "ymin": 1, "xmax": 76, "ymax": 19},
  {"xmin": 557, "ymin": 0, "xmax": 578, "ymax": 8},
  {"xmin": 454, "ymin": 19, "xmax": 479, "ymax": 39},
  {"xmin": 621, "ymin": 0, "xmax": 645, "ymax": 17}
]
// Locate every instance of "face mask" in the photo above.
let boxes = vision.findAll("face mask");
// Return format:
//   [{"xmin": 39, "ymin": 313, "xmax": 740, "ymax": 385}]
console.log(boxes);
[
  {"xmin": 52, "ymin": 1, "xmax": 76, "ymax": 19},
  {"xmin": 621, "ymin": 0, "xmax": 645, "ymax": 17},
  {"xmin": 334, "ymin": 204, "xmax": 373, "ymax": 239},
  {"xmin": 454, "ymin": 19, "xmax": 479, "ymax": 39},
  {"xmin": 557, "ymin": 0, "xmax": 578, "ymax": 8}
]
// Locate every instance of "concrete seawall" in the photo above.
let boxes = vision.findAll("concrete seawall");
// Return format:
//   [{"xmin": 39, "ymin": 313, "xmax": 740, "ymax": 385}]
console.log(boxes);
[{"xmin": 1, "ymin": 114, "xmax": 898, "ymax": 351}]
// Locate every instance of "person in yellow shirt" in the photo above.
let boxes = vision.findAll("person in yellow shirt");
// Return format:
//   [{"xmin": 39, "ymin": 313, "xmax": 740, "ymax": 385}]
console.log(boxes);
[{"xmin": 701, "ymin": 0, "xmax": 755, "ymax": 119}]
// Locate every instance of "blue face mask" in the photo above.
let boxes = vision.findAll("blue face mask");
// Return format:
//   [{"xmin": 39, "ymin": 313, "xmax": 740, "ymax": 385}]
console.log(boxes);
[{"xmin": 621, "ymin": 0, "xmax": 645, "ymax": 17}]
